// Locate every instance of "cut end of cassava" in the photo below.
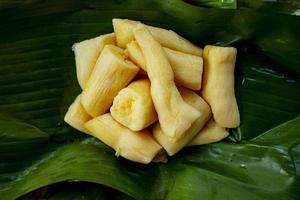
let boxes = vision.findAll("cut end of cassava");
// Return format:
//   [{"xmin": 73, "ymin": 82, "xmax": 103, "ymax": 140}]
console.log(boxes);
[
  {"xmin": 110, "ymin": 78, "xmax": 157, "ymax": 131},
  {"xmin": 189, "ymin": 119, "xmax": 229, "ymax": 146},
  {"xmin": 84, "ymin": 113, "xmax": 162, "ymax": 164},
  {"xmin": 64, "ymin": 95, "xmax": 92, "ymax": 134},
  {"xmin": 73, "ymin": 33, "xmax": 116, "ymax": 89},
  {"xmin": 201, "ymin": 45, "xmax": 240, "ymax": 128},
  {"xmin": 81, "ymin": 44, "xmax": 139, "ymax": 117},
  {"xmin": 113, "ymin": 18, "xmax": 138, "ymax": 48}
]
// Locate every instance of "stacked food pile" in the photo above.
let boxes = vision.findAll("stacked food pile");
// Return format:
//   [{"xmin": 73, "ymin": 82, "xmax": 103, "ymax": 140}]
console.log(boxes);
[{"xmin": 64, "ymin": 19, "xmax": 240, "ymax": 164}]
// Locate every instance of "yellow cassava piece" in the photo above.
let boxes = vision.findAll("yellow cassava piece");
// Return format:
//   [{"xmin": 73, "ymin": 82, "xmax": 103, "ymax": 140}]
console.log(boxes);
[
  {"xmin": 112, "ymin": 19, "xmax": 136, "ymax": 48},
  {"xmin": 153, "ymin": 88, "xmax": 211, "ymax": 156},
  {"xmin": 64, "ymin": 95, "xmax": 92, "ymax": 134},
  {"xmin": 84, "ymin": 113, "xmax": 162, "ymax": 164},
  {"xmin": 134, "ymin": 24, "xmax": 200, "ymax": 140},
  {"xmin": 81, "ymin": 44, "xmax": 139, "ymax": 117},
  {"xmin": 126, "ymin": 41, "xmax": 146, "ymax": 71},
  {"xmin": 201, "ymin": 45, "xmax": 240, "ymax": 128},
  {"xmin": 164, "ymin": 48, "xmax": 203, "ymax": 90},
  {"xmin": 127, "ymin": 41, "xmax": 203, "ymax": 90},
  {"xmin": 73, "ymin": 33, "xmax": 116, "ymax": 89},
  {"xmin": 113, "ymin": 18, "xmax": 202, "ymax": 56},
  {"xmin": 110, "ymin": 78, "xmax": 158, "ymax": 131},
  {"xmin": 189, "ymin": 119, "xmax": 229, "ymax": 146}
]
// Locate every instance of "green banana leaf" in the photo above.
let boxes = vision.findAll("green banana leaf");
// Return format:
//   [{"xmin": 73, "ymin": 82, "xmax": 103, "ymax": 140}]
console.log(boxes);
[
  {"xmin": 238, "ymin": 0, "xmax": 300, "ymax": 15},
  {"xmin": 184, "ymin": 0, "xmax": 237, "ymax": 9},
  {"xmin": 0, "ymin": 0, "xmax": 299, "ymax": 199},
  {"xmin": 21, "ymin": 182, "xmax": 130, "ymax": 200}
]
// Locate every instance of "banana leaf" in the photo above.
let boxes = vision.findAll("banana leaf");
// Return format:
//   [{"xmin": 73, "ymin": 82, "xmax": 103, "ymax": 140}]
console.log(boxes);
[
  {"xmin": 238, "ymin": 0, "xmax": 300, "ymax": 15},
  {"xmin": 21, "ymin": 182, "xmax": 129, "ymax": 200},
  {"xmin": 0, "ymin": 0, "xmax": 299, "ymax": 199},
  {"xmin": 184, "ymin": 0, "xmax": 237, "ymax": 9}
]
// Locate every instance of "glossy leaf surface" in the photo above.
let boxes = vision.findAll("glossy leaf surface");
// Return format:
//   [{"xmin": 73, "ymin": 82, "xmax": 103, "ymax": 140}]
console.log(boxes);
[{"xmin": 0, "ymin": 0, "xmax": 299, "ymax": 199}]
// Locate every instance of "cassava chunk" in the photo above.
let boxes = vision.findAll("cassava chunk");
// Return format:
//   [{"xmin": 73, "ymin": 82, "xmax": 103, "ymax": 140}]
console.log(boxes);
[
  {"xmin": 81, "ymin": 45, "xmax": 139, "ymax": 117},
  {"xmin": 189, "ymin": 119, "xmax": 229, "ymax": 146},
  {"xmin": 64, "ymin": 95, "xmax": 92, "ymax": 134},
  {"xmin": 113, "ymin": 18, "xmax": 202, "ymax": 56},
  {"xmin": 201, "ymin": 45, "xmax": 240, "ymax": 128},
  {"xmin": 127, "ymin": 41, "xmax": 203, "ymax": 90},
  {"xmin": 110, "ymin": 78, "xmax": 158, "ymax": 131},
  {"xmin": 73, "ymin": 33, "xmax": 116, "ymax": 89},
  {"xmin": 134, "ymin": 25, "xmax": 200, "ymax": 140},
  {"xmin": 153, "ymin": 88, "xmax": 211, "ymax": 156},
  {"xmin": 84, "ymin": 113, "xmax": 162, "ymax": 164}
]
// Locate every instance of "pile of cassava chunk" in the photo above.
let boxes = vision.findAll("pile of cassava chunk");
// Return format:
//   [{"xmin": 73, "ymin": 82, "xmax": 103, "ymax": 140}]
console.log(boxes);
[{"xmin": 64, "ymin": 19, "xmax": 240, "ymax": 164}]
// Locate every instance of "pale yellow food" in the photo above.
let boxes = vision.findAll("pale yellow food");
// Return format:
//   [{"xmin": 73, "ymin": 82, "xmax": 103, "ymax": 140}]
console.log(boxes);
[
  {"xmin": 64, "ymin": 95, "xmax": 92, "ymax": 134},
  {"xmin": 81, "ymin": 45, "xmax": 139, "ymax": 117},
  {"xmin": 127, "ymin": 41, "xmax": 203, "ymax": 90},
  {"xmin": 126, "ymin": 41, "xmax": 146, "ymax": 70},
  {"xmin": 165, "ymin": 48, "xmax": 203, "ymax": 90},
  {"xmin": 134, "ymin": 24, "xmax": 200, "ymax": 140},
  {"xmin": 84, "ymin": 113, "xmax": 162, "ymax": 164},
  {"xmin": 113, "ymin": 19, "xmax": 202, "ymax": 56},
  {"xmin": 153, "ymin": 88, "xmax": 211, "ymax": 156},
  {"xmin": 65, "ymin": 20, "xmax": 239, "ymax": 164},
  {"xmin": 73, "ymin": 33, "xmax": 116, "ymax": 89},
  {"xmin": 110, "ymin": 78, "xmax": 158, "ymax": 131},
  {"xmin": 189, "ymin": 119, "xmax": 229, "ymax": 146},
  {"xmin": 201, "ymin": 45, "xmax": 240, "ymax": 128}
]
